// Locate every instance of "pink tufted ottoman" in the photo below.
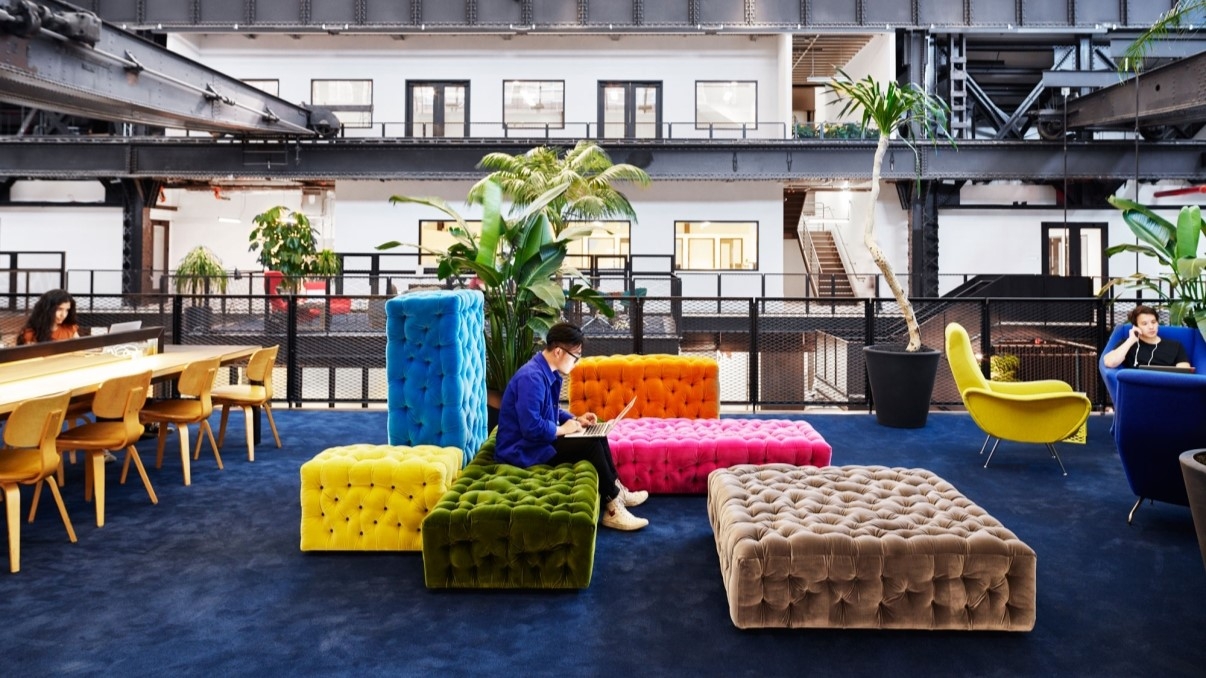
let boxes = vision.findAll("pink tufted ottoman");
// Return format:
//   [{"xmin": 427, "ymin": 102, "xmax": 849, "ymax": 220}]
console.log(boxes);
[
  {"xmin": 707, "ymin": 464, "xmax": 1037, "ymax": 631},
  {"xmin": 607, "ymin": 418, "xmax": 831, "ymax": 494}
]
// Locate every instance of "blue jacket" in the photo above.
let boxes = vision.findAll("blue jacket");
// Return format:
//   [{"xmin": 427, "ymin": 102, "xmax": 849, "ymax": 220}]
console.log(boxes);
[{"xmin": 495, "ymin": 352, "xmax": 573, "ymax": 467}]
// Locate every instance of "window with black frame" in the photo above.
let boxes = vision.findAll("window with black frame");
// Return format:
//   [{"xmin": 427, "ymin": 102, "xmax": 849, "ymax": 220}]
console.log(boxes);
[
  {"xmin": 311, "ymin": 79, "xmax": 373, "ymax": 129},
  {"xmin": 674, "ymin": 221, "xmax": 758, "ymax": 270},
  {"xmin": 504, "ymin": 80, "xmax": 565, "ymax": 129},
  {"xmin": 695, "ymin": 81, "xmax": 757, "ymax": 131}
]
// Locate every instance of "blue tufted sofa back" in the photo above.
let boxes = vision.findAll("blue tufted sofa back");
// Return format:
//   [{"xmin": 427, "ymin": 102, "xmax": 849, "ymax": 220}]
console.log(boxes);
[{"xmin": 385, "ymin": 290, "xmax": 487, "ymax": 464}]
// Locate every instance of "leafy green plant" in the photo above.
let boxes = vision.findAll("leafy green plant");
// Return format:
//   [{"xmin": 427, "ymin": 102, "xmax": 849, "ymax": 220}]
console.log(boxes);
[
  {"xmin": 1101, "ymin": 196, "xmax": 1206, "ymax": 339},
  {"xmin": 465, "ymin": 140, "xmax": 649, "ymax": 235},
  {"xmin": 248, "ymin": 205, "xmax": 341, "ymax": 293},
  {"xmin": 381, "ymin": 179, "xmax": 615, "ymax": 392},
  {"xmin": 174, "ymin": 245, "xmax": 228, "ymax": 299},
  {"xmin": 826, "ymin": 70, "xmax": 956, "ymax": 351},
  {"xmin": 990, "ymin": 353, "xmax": 1020, "ymax": 382}
]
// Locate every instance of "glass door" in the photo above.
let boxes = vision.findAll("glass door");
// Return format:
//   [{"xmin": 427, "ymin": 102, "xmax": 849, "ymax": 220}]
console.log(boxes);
[
  {"xmin": 1042, "ymin": 222, "xmax": 1105, "ymax": 291},
  {"xmin": 598, "ymin": 82, "xmax": 661, "ymax": 139},
  {"xmin": 407, "ymin": 82, "xmax": 468, "ymax": 138}
]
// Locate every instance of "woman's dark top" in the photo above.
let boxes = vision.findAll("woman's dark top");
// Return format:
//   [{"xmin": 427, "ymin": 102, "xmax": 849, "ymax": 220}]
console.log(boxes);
[{"xmin": 1122, "ymin": 338, "xmax": 1190, "ymax": 368}]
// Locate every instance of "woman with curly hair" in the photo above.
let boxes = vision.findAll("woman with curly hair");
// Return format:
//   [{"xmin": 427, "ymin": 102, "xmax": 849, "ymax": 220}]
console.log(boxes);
[{"xmin": 18, "ymin": 289, "xmax": 80, "ymax": 345}]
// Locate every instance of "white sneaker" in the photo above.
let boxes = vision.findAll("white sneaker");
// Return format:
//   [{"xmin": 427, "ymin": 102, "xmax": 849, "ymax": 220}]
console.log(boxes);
[
  {"xmin": 601, "ymin": 498, "xmax": 648, "ymax": 531},
  {"xmin": 616, "ymin": 480, "xmax": 648, "ymax": 507},
  {"xmin": 103, "ymin": 451, "xmax": 117, "ymax": 463}
]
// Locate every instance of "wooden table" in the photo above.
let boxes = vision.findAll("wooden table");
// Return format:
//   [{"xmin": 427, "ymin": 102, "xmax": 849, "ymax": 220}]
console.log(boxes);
[
  {"xmin": 0, "ymin": 345, "xmax": 258, "ymax": 415},
  {"xmin": 0, "ymin": 344, "xmax": 259, "ymax": 526}
]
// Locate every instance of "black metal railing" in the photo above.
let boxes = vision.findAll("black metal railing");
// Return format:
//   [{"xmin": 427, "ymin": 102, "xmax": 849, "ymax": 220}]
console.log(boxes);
[{"xmin": 2, "ymin": 288, "xmax": 1150, "ymax": 412}]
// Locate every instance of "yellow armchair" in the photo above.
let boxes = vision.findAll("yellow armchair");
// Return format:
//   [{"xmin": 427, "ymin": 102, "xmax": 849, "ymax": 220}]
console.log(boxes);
[{"xmin": 945, "ymin": 323, "xmax": 1091, "ymax": 475}]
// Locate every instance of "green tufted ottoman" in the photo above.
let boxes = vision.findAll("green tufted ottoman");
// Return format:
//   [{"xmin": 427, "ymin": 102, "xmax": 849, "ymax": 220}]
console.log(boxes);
[{"xmin": 421, "ymin": 436, "xmax": 600, "ymax": 589}]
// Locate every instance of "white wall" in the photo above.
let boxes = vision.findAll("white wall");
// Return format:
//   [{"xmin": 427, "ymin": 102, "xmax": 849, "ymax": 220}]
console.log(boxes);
[
  {"xmin": 0, "ymin": 204, "xmax": 124, "ymax": 295},
  {"xmin": 819, "ymin": 33, "xmax": 895, "ymax": 124},
  {"xmin": 174, "ymin": 33, "xmax": 787, "ymax": 139},
  {"xmin": 164, "ymin": 188, "xmax": 304, "ymax": 277}
]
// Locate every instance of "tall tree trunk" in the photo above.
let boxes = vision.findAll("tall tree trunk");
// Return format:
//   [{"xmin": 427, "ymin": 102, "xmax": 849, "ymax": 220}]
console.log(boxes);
[{"xmin": 864, "ymin": 135, "xmax": 922, "ymax": 351}]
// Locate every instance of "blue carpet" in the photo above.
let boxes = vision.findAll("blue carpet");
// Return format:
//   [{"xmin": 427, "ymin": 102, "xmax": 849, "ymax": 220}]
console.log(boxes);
[{"xmin": 1, "ymin": 410, "xmax": 1202, "ymax": 677}]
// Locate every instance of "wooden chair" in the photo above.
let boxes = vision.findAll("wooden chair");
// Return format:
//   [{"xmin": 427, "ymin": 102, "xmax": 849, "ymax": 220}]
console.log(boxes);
[
  {"xmin": 55, "ymin": 399, "xmax": 98, "ymax": 487},
  {"xmin": 138, "ymin": 357, "xmax": 222, "ymax": 486},
  {"xmin": 212, "ymin": 346, "xmax": 281, "ymax": 462},
  {"xmin": 55, "ymin": 370, "xmax": 158, "ymax": 527},
  {"xmin": 0, "ymin": 391, "xmax": 76, "ymax": 573}
]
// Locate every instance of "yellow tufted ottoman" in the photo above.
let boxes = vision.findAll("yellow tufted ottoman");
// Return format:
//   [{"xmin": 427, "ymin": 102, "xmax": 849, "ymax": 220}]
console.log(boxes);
[
  {"xmin": 300, "ymin": 444, "xmax": 463, "ymax": 551},
  {"xmin": 708, "ymin": 464, "xmax": 1037, "ymax": 631}
]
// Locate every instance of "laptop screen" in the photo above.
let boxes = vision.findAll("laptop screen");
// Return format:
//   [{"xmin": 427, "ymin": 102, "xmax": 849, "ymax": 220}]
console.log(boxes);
[
  {"xmin": 1136, "ymin": 365, "xmax": 1195, "ymax": 374},
  {"xmin": 108, "ymin": 320, "xmax": 143, "ymax": 333}
]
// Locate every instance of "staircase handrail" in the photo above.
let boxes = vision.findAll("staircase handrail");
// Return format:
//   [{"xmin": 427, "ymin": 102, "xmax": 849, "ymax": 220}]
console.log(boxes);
[{"xmin": 796, "ymin": 206, "xmax": 821, "ymax": 296}]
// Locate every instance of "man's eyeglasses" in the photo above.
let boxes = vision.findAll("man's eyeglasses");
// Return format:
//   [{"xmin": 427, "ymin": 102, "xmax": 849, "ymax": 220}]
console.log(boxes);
[{"xmin": 564, "ymin": 350, "xmax": 581, "ymax": 364}]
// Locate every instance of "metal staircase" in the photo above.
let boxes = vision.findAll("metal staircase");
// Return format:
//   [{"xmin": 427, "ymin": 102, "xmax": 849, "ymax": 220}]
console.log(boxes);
[{"xmin": 806, "ymin": 230, "xmax": 856, "ymax": 297}]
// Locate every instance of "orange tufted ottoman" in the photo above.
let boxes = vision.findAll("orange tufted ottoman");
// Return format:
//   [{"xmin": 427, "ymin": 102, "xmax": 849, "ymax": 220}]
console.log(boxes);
[
  {"xmin": 707, "ymin": 464, "xmax": 1037, "ymax": 631},
  {"xmin": 300, "ymin": 444, "xmax": 463, "ymax": 551},
  {"xmin": 569, "ymin": 354, "xmax": 719, "ymax": 420}
]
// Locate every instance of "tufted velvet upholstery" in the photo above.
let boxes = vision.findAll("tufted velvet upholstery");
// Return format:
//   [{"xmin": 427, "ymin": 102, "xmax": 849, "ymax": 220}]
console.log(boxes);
[
  {"xmin": 568, "ymin": 354, "xmax": 720, "ymax": 420},
  {"xmin": 608, "ymin": 418, "xmax": 831, "ymax": 494},
  {"xmin": 421, "ymin": 435, "xmax": 599, "ymax": 589},
  {"xmin": 708, "ymin": 464, "xmax": 1037, "ymax": 631},
  {"xmin": 385, "ymin": 290, "xmax": 487, "ymax": 464},
  {"xmin": 300, "ymin": 444, "xmax": 464, "ymax": 551}
]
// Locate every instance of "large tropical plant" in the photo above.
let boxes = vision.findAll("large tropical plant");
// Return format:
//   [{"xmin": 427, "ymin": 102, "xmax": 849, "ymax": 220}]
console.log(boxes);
[
  {"xmin": 1101, "ymin": 196, "xmax": 1206, "ymax": 338},
  {"xmin": 248, "ymin": 205, "xmax": 341, "ymax": 293},
  {"xmin": 380, "ymin": 179, "xmax": 614, "ymax": 392},
  {"xmin": 465, "ymin": 140, "xmax": 650, "ymax": 235},
  {"xmin": 826, "ymin": 70, "xmax": 956, "ymax": 351}
]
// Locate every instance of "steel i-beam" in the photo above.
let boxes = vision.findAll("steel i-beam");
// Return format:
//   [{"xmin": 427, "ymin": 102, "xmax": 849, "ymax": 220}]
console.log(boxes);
[{"xmin": 0, "ymin": 0, "xmax": 338, "ymax": 136}]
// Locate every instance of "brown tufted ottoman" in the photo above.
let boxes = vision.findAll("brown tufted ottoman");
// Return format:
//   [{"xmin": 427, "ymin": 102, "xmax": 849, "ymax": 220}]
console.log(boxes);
[{"xmin": 707, "ymin": 464, "xmax": 1036, "ymax": 631}]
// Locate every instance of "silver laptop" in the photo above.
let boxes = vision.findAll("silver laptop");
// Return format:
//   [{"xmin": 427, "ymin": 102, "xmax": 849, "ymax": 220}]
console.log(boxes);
[
  {"xmin": 568, "ymin": 397, "xmax": 638, "ymax": 437},
  {"xmin": 108, "ymin": 320, "xmax": 143, "ymax": 333}
]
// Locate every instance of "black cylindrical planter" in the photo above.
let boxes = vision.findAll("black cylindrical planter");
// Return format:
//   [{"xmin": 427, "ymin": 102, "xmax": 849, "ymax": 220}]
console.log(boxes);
[
  {"xmin": 863, "ymin": 344, "xmax": 941, "ymax": 429},
  {"xmin": 1179, "ymin": 449, "xmax": 1206, "ymax": 574}
]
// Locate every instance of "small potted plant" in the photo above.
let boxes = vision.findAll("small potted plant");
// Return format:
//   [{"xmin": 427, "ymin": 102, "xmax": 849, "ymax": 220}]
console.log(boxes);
[{"xmin": 173, "ymin": 245, "xmax": 227, "ymax": 333}]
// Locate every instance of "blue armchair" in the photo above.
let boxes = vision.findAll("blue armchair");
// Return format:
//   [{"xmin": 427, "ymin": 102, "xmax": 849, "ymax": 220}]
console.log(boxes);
[{"xmin": 1099, "ymin": 324, "xmax": 1206, "ymax": 522}]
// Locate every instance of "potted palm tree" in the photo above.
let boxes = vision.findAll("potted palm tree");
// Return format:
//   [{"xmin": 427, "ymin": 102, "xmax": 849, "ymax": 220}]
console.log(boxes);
[
  {"xmin": 173, "ymin": 245, "xmax": 227, "ymax": 333},
  {"xmin": 380, "ymin": 179, "xmax": 615, "ymax": 410},
  {"xmin": 827, "ymin": 71, "xmax": 956, "ymax": 427},
  {"xmin": 382, "ymin": 143, "xmax": 647, "ymax": 424}
]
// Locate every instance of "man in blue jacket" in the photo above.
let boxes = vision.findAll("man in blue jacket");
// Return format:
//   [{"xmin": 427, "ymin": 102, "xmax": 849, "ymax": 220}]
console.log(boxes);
[{"xmin": 495, "ymin": 322, "xmax": 648, "ymax": 530}]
